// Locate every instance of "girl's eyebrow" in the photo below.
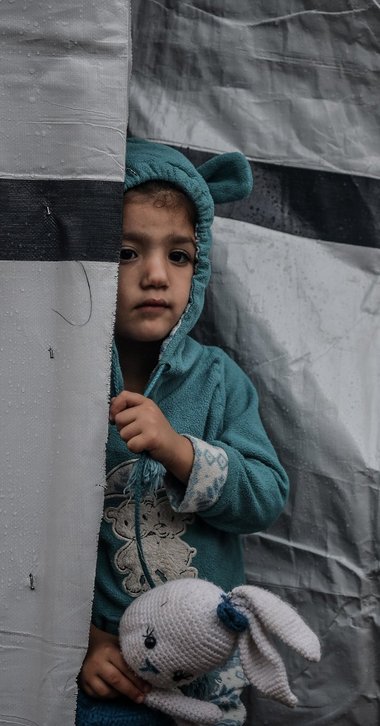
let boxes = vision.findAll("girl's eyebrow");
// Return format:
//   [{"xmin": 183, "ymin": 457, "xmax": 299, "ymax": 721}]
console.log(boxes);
[
  {"xmin": 122, "ymin": 231, "xmax": 196, "ymax": 248},
  {"xmin": 122, "ymin": 231, "xmax": 148, "ymax": 242},
  {"xmin": 167, "ymin": 234, "xmax": 196, "ymax": 248}
]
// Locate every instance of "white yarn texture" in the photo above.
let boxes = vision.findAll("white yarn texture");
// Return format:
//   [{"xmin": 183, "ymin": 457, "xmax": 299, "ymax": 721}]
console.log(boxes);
[{"xmin": 119, "ymin": 578, "xmax": 320, "ymax": 725}]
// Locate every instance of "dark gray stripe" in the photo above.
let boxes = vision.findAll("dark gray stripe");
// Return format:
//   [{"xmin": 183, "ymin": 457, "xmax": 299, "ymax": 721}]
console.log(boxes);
[
  {"xmin": 0, "ymin": 180, "xmax": 123, "ymax": 261},
  {"xmin": 180, "ymin": 147, "xmax": 380, "ymax": 249}
]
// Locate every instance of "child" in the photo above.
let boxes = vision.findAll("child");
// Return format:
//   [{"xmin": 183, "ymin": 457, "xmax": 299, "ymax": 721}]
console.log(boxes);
[{"xmin": 76, "ymin": 138, "xmax": 289, "ymax": 726}]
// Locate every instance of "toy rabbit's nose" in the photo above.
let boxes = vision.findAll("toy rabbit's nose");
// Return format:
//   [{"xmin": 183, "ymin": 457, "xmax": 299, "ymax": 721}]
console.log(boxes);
[
  {"xmin": 172, "ymin": 669, "xmax": 194, "ymax": 682},
  {"xmin": 140, "ymin": 657, "xmax": 160, "ymax": 675}
]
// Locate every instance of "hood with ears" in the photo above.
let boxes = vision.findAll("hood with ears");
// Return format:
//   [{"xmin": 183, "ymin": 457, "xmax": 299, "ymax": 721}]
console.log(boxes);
[{"xmin": 123, "ymin": 138, "xmax": 253, "ymax": 352}]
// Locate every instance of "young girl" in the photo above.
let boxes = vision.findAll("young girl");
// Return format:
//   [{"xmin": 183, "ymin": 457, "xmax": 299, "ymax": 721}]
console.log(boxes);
[{"xmin": 76, "ymin": 138, "xmax": 289, "ymax": 725}]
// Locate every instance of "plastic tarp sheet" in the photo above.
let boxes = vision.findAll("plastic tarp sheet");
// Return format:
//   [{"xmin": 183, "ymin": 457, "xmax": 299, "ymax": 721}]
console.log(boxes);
[
  {"xmin": 194, "ymin": 218, "xmax": 380, "ymax": 725},
  {"xmin": 1, "ymin": 1, "xmax": 379, "ymax": 724},
  {"xmin": 0, "ymin": 262, "xmax": 117, "ymax": 723},
  {"xmin": 0, "ymin": 1, "xmax": 130, "ymax": 724},
  {"xmin": 129, "ymin": 4, "xmax": 380, "ymax": 720},
  {"xmin": 0, "ymin": 2, "xmax": 129, "ymax": 180},
  {"xmin": 129, "ymin": 0, "xmax": 380, "ymax": 179}
]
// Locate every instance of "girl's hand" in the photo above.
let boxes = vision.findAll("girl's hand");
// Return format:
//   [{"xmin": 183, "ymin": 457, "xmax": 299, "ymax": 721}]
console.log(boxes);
[
  {"xmin": 78, "ymin": 624, "xmax": 150, "ymax": 702},
  {"xmin": 110, "ymin": 391, "xmax": 194, "ymax": 483}
]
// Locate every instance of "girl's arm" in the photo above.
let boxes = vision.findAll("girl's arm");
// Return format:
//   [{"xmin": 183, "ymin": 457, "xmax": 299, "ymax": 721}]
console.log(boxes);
[{"xmin": 164, "ymin": 355, "xmax": 289, "ymax": 535}]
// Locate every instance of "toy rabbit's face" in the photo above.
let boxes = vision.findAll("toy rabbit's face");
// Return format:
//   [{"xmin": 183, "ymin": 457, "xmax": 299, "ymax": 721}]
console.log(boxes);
[
  {"xmin": 121, "ymin": 619, "xmax": 197, "ymax": 688},
  {"xmin": 119, "ymin": 579, "xmax": 235, "ymax": 690}
]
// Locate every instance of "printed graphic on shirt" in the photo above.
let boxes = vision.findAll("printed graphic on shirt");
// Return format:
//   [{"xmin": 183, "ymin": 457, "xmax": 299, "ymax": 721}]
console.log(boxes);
[{"xmin": 104, "ymin": 460, "xmax": 198, "ymax": 597}]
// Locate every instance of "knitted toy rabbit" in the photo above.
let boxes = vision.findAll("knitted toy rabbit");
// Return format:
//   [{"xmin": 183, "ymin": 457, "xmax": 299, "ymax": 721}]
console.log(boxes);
[{"xmin": 119, "ymin": 578, "xmax": 320, "ymax": 726}]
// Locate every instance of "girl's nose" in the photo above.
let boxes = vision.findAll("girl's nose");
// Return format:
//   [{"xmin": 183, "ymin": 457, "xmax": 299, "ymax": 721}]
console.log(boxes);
[{"xmin": 141, "ymin": 253, "xmax": 169, "ymax": 288}]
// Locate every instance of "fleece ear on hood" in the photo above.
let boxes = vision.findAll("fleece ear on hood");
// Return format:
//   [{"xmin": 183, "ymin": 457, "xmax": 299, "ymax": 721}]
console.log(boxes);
[
  {"xmin": 124, "ymin": 138, "xmax": 253, "ymax": 230},
  {"xmin": 197, "ymin": 152, "xmax": 253, "ymax": 204}
]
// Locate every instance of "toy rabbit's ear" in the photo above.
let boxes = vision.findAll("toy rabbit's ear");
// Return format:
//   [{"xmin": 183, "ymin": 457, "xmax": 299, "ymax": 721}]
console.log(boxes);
[
  {"xmin": 239, "ymin": 627, "xmax": 298, "ymax": 707},
  {"xmin": 233, "ymin": 585, "xmax": 320, "ymax": 661},
  {"xmin": 232, "ymin": 585, "xmax": 320, "ymax": 708},
  {"xmin": 197, "ymin": 153, "xmax": 253, "ymax": 204}
]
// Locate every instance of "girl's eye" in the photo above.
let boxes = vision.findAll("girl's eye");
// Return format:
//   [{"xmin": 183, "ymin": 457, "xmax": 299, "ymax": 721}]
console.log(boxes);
[
  {"xmin": 120, "ymin": 248, "xmax": 137, "ymax": 262},
  {"xmin": 169, "ymin": 250, "xmax": 192, "ymax": 264}
]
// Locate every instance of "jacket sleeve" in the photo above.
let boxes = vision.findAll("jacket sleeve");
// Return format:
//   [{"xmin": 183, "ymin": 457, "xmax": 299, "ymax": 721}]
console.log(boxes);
[{"xmin": 164, "ymin": 355, "xmax": 289, "ymax": 534}]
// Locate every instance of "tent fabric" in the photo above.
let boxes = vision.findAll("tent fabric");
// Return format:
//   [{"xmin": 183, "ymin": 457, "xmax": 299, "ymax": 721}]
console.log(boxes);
[
  {"xmin": 128, "ymin": 2, "xmax": 380, "ymax": 724},
  {"xmin": 0, "ymin": 2, "xmax": 130, "ymax": 724},
  {"xmin": 194, "ymin": 218, "xmax": 380, "ymax": 725},
  {"xmin": 129, "ymin": 0, "xmax": 380, "ymax": 179},
  {"xmin": 1, "ymin": 1, "xmax": 379, "ymax": 724},
  {"xmin": 0, "ymin": 261, "xmax": 117, "ymax": 725},
  {"xmin": 183, "ymin": 149, "xmax": 380, "ymax": 250},
  {"xmin": 0, "ymin": 2, "xmax": 129, "ymax": 180},
  {"xmin": 0, "ymin": 179, "xmax": 123, "ymax": 261}
]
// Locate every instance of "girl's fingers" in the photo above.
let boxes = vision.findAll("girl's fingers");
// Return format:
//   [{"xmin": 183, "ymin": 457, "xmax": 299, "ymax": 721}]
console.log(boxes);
[
  {"xmin": 90, "ymin": 676, "xmax": 120, "ymax": 699},
  {"xmin": 83, "ymin": 667, "xmax": 147, "ymax": 703},
  {"xmin": 116, "ymin": 661, "xmax": 150, "ymax": 693},
  {"xmin": 110, "ymin": 391, "xmax": 145, "ymax": 417},
  {"xmin": 113, "ymin": 408, "xmax": 138, "ymax": 428},
  {"xmin": 122, "ymin": 433, "xmax": 146, "ymax": 454},
  {"xmin": 100, "ymin": 662, "xmax": 147, "ymax": 702},
  {"xmin": 118, "ymin": 421, "xmax": 142, "ymax": 444}
]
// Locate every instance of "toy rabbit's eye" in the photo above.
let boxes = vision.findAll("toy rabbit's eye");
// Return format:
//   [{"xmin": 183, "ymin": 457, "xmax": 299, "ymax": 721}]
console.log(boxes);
[
  {"xmin": 145, "ymin": 634, "xmax": 156, "ymax": 649},
  {"xmin": 144, "ymin": 628, "xmax": 156, "ymax": 649}
]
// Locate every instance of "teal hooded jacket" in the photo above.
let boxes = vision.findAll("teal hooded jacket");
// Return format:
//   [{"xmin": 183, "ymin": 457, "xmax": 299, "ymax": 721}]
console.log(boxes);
[{"xmin": 92, "ymin": 139, "xmax": 289, "ymax": 634}]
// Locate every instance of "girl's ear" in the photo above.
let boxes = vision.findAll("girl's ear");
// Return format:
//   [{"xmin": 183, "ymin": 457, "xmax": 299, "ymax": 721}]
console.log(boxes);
[{"xmin": 197, "ymin": 152, "xmax": 253, "ymax": 204}]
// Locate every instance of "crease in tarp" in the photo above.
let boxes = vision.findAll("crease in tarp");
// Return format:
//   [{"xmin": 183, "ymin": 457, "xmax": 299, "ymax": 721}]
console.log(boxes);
[
  {"xmin": 252, "ymin": 533, "xmax": 369, "ymax": 581},
  {"xmin": 0, "ymin": 630, "xmax": 85, "ymax": 650},
  {"xmin": 231, "ymin": 7, "xmax": 370, "ymax": 28},
  {"xmin": 361, "ymin": 278, "xmax": 380, "ymax": 314},
  {"xmin": 178, "ymin": 2, "xmax": 371, "ymax": 27}
]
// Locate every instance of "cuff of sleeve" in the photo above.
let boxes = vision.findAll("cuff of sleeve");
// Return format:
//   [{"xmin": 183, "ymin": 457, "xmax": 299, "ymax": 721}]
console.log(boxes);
[{"xmin": 165, "ymin": 435, "xmax": 228, "ymax": 513}]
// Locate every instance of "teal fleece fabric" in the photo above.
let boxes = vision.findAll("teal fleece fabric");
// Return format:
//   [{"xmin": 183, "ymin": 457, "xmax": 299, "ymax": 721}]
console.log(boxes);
[{"xmin": 92, "ymin": 139, "xmax": 288, "ymax": 635}]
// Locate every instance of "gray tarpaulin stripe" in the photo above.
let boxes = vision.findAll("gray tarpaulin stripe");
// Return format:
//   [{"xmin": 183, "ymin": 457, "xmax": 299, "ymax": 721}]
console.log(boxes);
[
  {"xmin": 0, "ymin": 180, "xmax": 123, "ymax": 261},
  {"xmin": 129, "ymin": 1, "xmax": 380, "ymax": 180},
  {"xmin": 179, "ymin": 147, "xmax": 380, "ymax": 250}
]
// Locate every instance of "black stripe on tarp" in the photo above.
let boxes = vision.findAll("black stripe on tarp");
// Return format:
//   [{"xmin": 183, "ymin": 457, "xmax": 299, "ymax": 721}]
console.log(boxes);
[
  {"xmin": 180, "ymin": 148, "xmax": 380, "ymax": 249},
  {"xmin": 0, "ymin": 179, "xmax": 124, "ymax": 261}
]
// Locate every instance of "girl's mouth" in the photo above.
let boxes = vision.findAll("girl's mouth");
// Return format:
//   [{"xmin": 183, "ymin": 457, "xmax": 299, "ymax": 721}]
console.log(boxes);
[{"xmin": 136, "ymin": 299, "xmax": 169, "ymax": 309}]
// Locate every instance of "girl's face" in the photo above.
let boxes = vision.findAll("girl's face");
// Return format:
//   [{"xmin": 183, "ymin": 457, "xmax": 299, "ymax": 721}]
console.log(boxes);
[{"xmin": 115, "ymin": 195, "xmax": 196, "ymax": 345}]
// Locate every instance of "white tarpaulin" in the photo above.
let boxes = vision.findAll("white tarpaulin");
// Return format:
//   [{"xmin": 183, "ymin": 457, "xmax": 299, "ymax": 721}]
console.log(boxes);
[
  {"xmin": 0, "ymin": 2, "xmax": 129, "ymax": 180},
  {"xmin": 0, "ymin": 262, "xmax": 117, "ymax": 723},
  {"xmin": 0, "ymin": 2, "xmax": 130, "ymax": 724}
]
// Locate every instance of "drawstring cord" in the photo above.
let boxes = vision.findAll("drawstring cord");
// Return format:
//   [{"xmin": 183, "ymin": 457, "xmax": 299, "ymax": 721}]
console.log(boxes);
[
  {"xmin": 130, "ymin": 466, "xmax": 156, "ymax": 590},
  {"xmin": 129, "ymin": 363, "xmax": 167, "ymax": 590},
  {"xmin": 111, "ymin": 340, "xmax": 171, "ymax": 589}
]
